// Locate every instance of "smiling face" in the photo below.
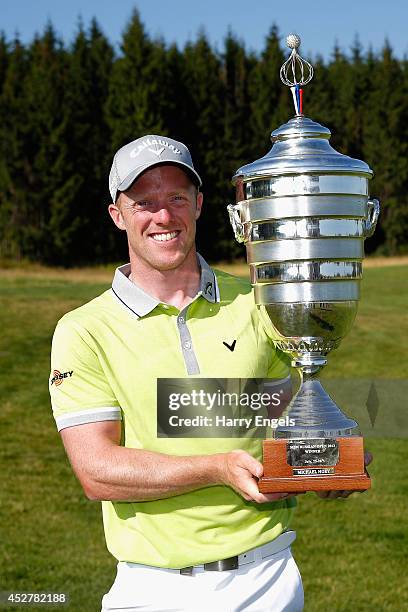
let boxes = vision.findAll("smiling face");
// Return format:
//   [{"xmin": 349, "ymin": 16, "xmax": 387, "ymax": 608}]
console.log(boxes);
[{"xmin": 108, "ymin": 165, "xmax": 203, "ymax": 272}]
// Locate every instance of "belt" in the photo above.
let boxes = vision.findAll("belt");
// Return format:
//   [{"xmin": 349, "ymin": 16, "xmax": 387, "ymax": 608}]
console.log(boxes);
[{"xmin": 179, "ymin": 530, "xmax": 296, "ymax": 576}]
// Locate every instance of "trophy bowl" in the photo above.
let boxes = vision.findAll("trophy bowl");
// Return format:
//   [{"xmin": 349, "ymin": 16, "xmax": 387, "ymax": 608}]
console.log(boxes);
[{"xmin": 228, "ymin": 35, "xmax": 380, "ymax": 492}]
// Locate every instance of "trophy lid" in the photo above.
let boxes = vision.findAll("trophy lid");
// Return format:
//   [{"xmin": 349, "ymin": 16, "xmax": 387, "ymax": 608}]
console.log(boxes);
[
  {"xmin": 233, "ymin": 116, "xmax": 373, "ymax": 181},
  {"xmin": 233, "ymin": 35, "xmax": 373, "ymax": 183}
]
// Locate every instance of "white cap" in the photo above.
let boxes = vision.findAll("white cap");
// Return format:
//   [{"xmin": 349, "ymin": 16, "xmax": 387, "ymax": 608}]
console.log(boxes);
[{"xmin": 109, "ymin": 135, "xmax": 202, "ymax": 202}]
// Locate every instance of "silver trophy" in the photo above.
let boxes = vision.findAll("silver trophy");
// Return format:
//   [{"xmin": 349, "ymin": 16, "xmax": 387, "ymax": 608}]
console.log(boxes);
[{"xmin": 228, "ymin": 35, "xmax": 379, "ymax": 492}]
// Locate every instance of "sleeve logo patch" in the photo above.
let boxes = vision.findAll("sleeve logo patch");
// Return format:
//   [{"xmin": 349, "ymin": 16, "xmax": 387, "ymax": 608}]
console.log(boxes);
[{"xmin": 50, "ymin": 370, "xmax": 74, "ymax": 386}]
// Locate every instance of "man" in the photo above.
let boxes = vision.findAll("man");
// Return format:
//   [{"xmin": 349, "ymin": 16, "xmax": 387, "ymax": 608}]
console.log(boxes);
[{"xmin": 49, "ymin": 135, "xmax": 367, "ymax": 611}]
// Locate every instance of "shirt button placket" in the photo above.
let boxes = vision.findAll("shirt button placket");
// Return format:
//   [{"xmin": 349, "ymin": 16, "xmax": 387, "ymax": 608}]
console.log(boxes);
[{"xmin": 177, "ymin": 308, "xmax": 200, "ymax": 374}]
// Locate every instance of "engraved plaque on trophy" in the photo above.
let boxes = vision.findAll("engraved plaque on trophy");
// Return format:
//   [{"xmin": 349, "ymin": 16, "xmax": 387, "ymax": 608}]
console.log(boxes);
[{"xmin": 228, "ymin": 34, "xmax": 380, "ymax": 492}]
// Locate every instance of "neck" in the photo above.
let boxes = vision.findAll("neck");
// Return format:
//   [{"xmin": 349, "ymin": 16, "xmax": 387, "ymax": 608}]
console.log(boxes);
[{"xmin": 129, "ymin": 248, "xmax": 201, "ymax": 311}]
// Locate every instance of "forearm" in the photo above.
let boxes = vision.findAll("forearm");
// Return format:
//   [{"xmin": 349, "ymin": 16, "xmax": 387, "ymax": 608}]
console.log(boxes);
[
  {"xmin": 61, "ymin": 422, "xmax": 284, "ymax": 504},
  {"xmin": 82, "ymin": 444, "xmax": 223, "ymax": 502}
]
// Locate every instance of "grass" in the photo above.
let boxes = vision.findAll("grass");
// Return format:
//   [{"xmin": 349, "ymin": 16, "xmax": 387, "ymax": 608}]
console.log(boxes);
[{"xmin": 0, "ymin": 262, "xmax": 407, "ymax": 611}]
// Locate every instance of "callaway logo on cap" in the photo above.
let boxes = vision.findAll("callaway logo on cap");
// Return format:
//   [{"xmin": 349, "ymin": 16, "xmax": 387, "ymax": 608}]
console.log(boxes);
[{"xmin": 109, "ymin": 135, "xmax": 202, "ymax": 202}]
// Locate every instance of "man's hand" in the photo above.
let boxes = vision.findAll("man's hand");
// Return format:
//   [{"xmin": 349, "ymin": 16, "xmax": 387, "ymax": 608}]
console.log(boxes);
[
  {"xmin": 315, "ymin": 451, "xmax": 373, "ymax": 500},
  {"xmin": 219, "ymin": 449, "xmax": 303, "ymax": 503}
]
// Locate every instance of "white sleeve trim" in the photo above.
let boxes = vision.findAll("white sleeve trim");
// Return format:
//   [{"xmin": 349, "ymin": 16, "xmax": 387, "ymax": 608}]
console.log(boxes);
[
  {"xmin": 263, "ymin": 374, "xmax": 291, "ymax": 388},
  {"xmin": 54, "ymin": 406, "xmax": 122, "ymax": 432}
]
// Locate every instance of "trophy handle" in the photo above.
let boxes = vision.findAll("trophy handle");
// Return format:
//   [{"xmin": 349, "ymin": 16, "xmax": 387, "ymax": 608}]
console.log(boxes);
[
  {"xmin": 364, "ymin": 198, "xmax": 380, "ymax": 237},
  {"xmin": 227, "ymin": 203, "xmax": 246, "ymax": 243}
]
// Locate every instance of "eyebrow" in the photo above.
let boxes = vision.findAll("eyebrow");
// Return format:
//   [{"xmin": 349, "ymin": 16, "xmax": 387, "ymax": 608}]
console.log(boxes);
[
  {"xmin": 167, "ymin": 190, "xmax": 191, "ymax": 196},
  {"xmin": 129, "ymin": 189, "xmax": 192, "ymax": 200}
]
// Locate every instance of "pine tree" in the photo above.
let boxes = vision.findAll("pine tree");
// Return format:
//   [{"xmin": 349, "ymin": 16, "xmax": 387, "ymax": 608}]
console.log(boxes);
[
  {"xmin": 0, "ymin": 35, "xmax": 30, "ymax": 260},
  {"xmin": 47, "ymin": 20, "xmax": 116, "ymax": 265},
  {"xmin": 325, "ymin": 43, "xmax": 351, "ymax": 152},
  {"xmin": 87, "ymin": 19, "xmax": 119, "ymax": 262},
  {"xmin": 106, "ymin": 9, "xmax": 171, "ymax": 151},
  {"xmin": 21, "ymin": 23, "xmax": 67, "ymax": 261},
  {"xmin": 0, "ymin": 32, "xmax": 12, "ymax": 258},
  {"xmin": 164, "ymin": 43, "xmax": 190, "ymax": 141},
  {"xmin": 181, "ymin": 31, "xmax": 229, "ymax": 260},
  {"xmin": 0, "ymin": 33, "xmax": 8, "ymax": 90},
  {"xmin": 363, "ymin": 41, "xmax": 408, "ymax": 253},
  {"xmin": 305, "ymin": 53, "xmax": 331, "ymax": 125},
  {"xmin": 248, "ymin": 25, "xmax": 287, "ymax": 160},
  {"xmin": 222, "ymin": 31, "xmax": 253, "ymax": 175},
  {"xmin": 220, "ymin": 30, "xmax": 254, "ymax": 258},
  {"xmin": 323, "ymin": 38, "xmax": 370, "ymax": 160},
  {"xmin": 345, "ymin": 37, "xmax": 370, "ymax": 159}
]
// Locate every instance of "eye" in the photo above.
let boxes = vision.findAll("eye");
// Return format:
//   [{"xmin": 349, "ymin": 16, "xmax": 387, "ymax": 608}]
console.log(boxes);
[
  {"xmin": 171, "ymin": 194, "xmax": 187, "ymax": 203},
  {"xmin": 133, "ymin": 201, "xmax": 149, "ymax": 210}
]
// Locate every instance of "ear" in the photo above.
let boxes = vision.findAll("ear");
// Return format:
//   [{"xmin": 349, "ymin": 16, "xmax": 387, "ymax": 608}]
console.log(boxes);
[
  {"xmin": 108, "ymin": 202, "xmax": 126, "ymax": 231},
  {"xmin": 195, "ymin": 191, "xmax": 203, "ymax": 220}
]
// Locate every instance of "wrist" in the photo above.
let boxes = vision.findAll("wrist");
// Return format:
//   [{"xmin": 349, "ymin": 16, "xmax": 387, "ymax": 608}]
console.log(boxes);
[{"xmin": 203, "ymin": 452, "xmax": 228, "ymax": 487}]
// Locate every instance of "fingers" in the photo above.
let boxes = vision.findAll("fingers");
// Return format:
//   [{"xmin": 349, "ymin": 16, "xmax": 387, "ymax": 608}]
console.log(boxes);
[
  {"xmin": 233, "ymin": 466, "xmax": 282, "ymax": 503},
  {"xmin": 243, "ymin": 489, "xmax": 303, "ymax": 504},
  {"xmin": 237, "ymin": 450, "xmax": 264, "ymax": 479},
  {"xmin": 315, "ymin": 451, "xmax": 373, "ymax": 500},
  {"xmin": 242, "ymin": 474, "xmax": 268, "ymax": 502},
  {"xmin": 258, "ymin": 492, "xmax": 305, "ymax": 502},
  {"xmin": 317, "ymin": 488, "xmax": 368, "ymax": 500},
  {"xmin": 316, "ymin": 490, "xmax": 344, "ymax": 499},
  {"xmin": 221, "ymin": 450, "xmax": 305, "ymax": 503},
  {"xmin": 316, "ymin": 490, "xmax": 331, "ymax": 499},
  {"xmin": 226, "ymin": 449, "xmax": 264, "ymax": 477},
  {"xmin": 220, "ymin": 450, "xmax": 262, "ymax": 501},
  {"xmin": 250, "ymin": 492, "xmax": 295, "ymax": 503},
  {"xmin": 317, "ymin": 490, "xmax": 339, "ymax": 499}
]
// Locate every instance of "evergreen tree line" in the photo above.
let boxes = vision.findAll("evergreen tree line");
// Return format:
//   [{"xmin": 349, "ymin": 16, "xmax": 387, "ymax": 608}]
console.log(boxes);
[{"xmin": 0, "ymin": 11, "xmax": 407, "ymax": 266}]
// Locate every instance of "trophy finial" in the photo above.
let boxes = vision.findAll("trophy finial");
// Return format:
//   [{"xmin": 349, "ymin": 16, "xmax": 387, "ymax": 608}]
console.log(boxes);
[
  {"xmin": 286, "ymin": 33, "xmax": 301, "ymax": 50},
  {"xmin": 280, "ymin": 33, "xmax": 314, "ymax": 115}
]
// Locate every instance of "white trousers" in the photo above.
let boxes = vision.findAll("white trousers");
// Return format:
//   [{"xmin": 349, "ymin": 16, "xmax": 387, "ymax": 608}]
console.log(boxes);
[{"xmin": 101, "ymin": 544, "xmax": 304, "ymax": 612}]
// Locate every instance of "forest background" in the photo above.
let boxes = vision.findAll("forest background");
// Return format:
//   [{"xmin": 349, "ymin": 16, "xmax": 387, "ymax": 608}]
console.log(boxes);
[{"xmin": 0, "ymin": 9, "xmax": 407, "ymax": 266}]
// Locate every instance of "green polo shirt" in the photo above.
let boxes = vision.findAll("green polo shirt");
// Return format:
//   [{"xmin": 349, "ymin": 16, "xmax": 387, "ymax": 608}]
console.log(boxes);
[{"xmin": 49, "ymin": 255, "xmax": 294, "ymax": 568}]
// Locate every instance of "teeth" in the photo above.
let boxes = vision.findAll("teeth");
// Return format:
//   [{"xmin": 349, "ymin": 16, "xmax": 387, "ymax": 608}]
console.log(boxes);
[{"xmin": 151, "ymin": 231, "xmax": 178, "ymax": 242}]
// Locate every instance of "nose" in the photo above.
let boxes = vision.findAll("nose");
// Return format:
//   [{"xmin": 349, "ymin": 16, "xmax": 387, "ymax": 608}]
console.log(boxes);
[{"xmin": 153, "ymin": 204, "xmax": 172, "ymax": 225}]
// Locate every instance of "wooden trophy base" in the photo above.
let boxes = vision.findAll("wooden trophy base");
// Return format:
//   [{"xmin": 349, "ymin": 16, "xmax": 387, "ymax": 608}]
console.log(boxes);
[{"xmin": 259, "ymin": 436, "xmax": 370, "ymax": 493}]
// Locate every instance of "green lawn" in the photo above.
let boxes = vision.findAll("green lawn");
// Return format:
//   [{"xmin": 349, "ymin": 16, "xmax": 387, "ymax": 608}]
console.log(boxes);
[{"xmin": 0, "ymin": 265, "xmax": 407, "ymax": 611}]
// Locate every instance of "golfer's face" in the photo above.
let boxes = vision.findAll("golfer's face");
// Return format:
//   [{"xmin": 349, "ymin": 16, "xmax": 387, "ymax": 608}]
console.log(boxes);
[{"xmin": 115, "ymin": 165, "xmax": 202, "ymax": 272}]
